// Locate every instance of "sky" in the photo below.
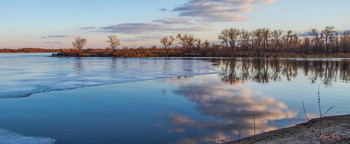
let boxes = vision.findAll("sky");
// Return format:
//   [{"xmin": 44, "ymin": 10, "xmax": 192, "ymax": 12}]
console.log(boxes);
[{"xmin": 0, "ymin": 0, "xmax": 349, "ymax": 48}]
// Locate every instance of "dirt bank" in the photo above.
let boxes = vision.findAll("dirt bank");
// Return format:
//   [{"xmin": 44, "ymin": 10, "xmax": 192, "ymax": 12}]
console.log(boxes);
[{"xmin": 225, "ymin": 115, "xmax": 350, "ymax": 144}]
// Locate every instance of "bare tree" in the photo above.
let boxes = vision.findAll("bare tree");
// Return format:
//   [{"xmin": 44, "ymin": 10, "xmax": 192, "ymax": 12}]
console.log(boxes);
[
  {"xmin": 219, "ymin": 28, "xmax": 241, "ymax": 53},
  {"xmin": 240, "ymin": 29, "xmax": 251, "ymax": 51},
  {"xmin": 202, "ymin": 40, "xmax": 210, "ymax": 48},
  {"xmin": 106, "ymin": 35, "xmax": 120, "ymax": 52},
  {"xmin": 309, "ymin": 29, "xmax": 323, "ymax": 53},
  {"xmin": 271, "ymin": 30, "xmax": 283, "ymax": 51},
  {"xmin": 160, "ymin": 35, "xmax": 175, "ymax": 56},
  {"xmin": 251, "ymin": 29, "xmax": 264, "ymax": 52},
  {"xmin": 261, "ymin": 28, "xmax": 271, "ymax": 51},
  {"xmin": 282, "ymin": 30, "xmax": 299, "ymax": 52},
  {"xmin": 219, "ymin": 30, "xmax": 229, "ymax": 48},
  {"xmin": 72, "ymin": 37, "xmax": 87, "ymax": 51},
  {"xmin": 302, "ymin": 37, "xmax": 311, "ymax": 53},
  {"xmin": 292, "ymin": 33, "xmax": 301, "ymax": 52},
  {"xmin": 322, "ymin": 26, "xmax": 336, "ymax": 52},
  {"xmin": 228, "ymin": 28, "xmax": 241, "ymax": 52},
  {"xmin": 196, "ymin": 39, "xmax": 201, "ymax": 53},
  {"xmin": 340, "ymin": 31, "xmax": 350, "ymax": 52},
  {"xmin": 176, "ymin": 34, "xmax": 199, "ymax": 52}
]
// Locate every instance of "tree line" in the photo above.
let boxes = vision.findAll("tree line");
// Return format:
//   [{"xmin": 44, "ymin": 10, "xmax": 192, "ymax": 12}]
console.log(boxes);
[
  {"xmin": 56, "ymin": 26, "xmax": 350, "ymax": 57},
  {"xmin": 160, "ymin": 26, "xmax": 350, "ymax": 56}
]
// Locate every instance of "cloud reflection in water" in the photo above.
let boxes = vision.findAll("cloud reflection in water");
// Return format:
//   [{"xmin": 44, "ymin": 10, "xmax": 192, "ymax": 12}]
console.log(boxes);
[{"xmin": 165, "ymin": 76, "xmax": 297, "ymax": 143}]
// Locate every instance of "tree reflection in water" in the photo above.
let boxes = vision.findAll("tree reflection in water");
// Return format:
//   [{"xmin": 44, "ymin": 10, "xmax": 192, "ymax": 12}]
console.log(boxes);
[{"xmin": 210, "ymin": 58, "xmax": 350, "ymax": 85}]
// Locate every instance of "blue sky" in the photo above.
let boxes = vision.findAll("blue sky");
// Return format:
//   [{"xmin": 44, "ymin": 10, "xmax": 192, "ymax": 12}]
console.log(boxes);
[{"xmin": 0, "ymin": 0, "xmax": 349, "ymax": 48}]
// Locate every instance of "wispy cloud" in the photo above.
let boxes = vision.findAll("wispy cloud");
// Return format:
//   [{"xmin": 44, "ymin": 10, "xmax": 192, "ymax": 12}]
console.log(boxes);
[
  {"xmin": 173, "ymin": 0, "xmax": 277, "ymax": 22},
  {"xmin": 79, "ymin": 27, "xmax": 96, "ymax": 30},
  {"xmin": 100, "ymin": 23, "xmax": 168, "ymax": 34},
  {"xmin": 120, "ymin": 35, "xmax": 165, "ymax": 42},
  {"xmin": 41, "ymin": 41, "xmax": 63, "ymax": 44},
  {"xmin": 99, "ymin": 23, "xmax": 208, "ymax": 34},
  {"xmin": 38, "ymin": 41, "xmax": 64, "ymax": 48},
  {"xmin": 41, "ymin": 35, "xmax": 71, "ymax": 39},
  {"xmin": 153, "ymin": 17, "xmax": 192, "ymax": 25}
]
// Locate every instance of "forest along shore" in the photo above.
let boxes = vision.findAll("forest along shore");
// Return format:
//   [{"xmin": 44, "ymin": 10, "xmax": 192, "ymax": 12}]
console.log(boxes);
[{"xmin": 225, "ymin": 115, "xmax": 350, "ymax": 144}]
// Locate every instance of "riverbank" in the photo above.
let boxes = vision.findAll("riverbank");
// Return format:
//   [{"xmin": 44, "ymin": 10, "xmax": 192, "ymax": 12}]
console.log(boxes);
[
  {"xmin": 51, "ymin": 49, "xmax": 350, "ymax": 58},
  {"xmin": 0, "ymin": 48, "xmax": 56, "ymax": 53},
  {"xmin": 2, "ymin": 48, "xmax": 350, "ymax": 58},
  {"xmin": 225, "ymin": 114, "xmax": 350, "ymax": 144}
]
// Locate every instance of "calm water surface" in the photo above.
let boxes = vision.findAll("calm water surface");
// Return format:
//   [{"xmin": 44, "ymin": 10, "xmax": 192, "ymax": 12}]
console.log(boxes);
[{"xmin": 0, "ymin": 53, "xmax": 349, "ymax": 144}]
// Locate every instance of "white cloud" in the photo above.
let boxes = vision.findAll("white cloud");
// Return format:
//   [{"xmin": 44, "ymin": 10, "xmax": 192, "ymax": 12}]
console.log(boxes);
[{"xmin": 173, "ymin": 0, "xmax": 277, "ymax": 22}]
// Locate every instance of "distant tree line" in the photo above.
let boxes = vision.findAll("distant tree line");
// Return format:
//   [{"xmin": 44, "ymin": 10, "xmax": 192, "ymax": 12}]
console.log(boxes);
[
  {"xmin": 53, "ymin": 26, "xmax": 350, "ymax": 57},
  {"xmin": 158, "ymin": 26, "xmax": 350, "ymax": 57}
]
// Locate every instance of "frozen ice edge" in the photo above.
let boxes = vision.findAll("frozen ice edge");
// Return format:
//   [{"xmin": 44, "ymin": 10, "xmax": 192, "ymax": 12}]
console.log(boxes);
[
  {"xmin": 0, "ymin": 129, "xmax": 54, "ymax": 144},
  {"xmin": 0, "ymin": 71, "xmax": 225, "ymax": 99}
]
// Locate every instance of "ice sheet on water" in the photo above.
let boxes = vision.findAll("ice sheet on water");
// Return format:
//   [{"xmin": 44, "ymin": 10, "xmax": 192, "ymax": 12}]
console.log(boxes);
[
  {"xmin": 0, "ymin": 53, "xmax": 221, "ymax": 98},
  {"xmin": 0, "ymin": 129, "xmax": 54, "ymax": 144}
]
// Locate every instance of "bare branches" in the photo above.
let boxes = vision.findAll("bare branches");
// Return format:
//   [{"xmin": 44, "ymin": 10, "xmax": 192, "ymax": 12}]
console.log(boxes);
[
  {"xmin": 176, "ymin": 34, "xmax": 199, "ymax": 50},
  {"xmin": 160, "ymin": 35, "xmax": 175, "ymax": 56},
  {"xmin": 322, "ymin": 26, "xmax": 336, "ymax": 52},
  {"xmin": 271, "ymin": 30, "xmax": 283, "ymax": 51},
  {"xmin": 72, "ymin": 37, "xmax": 87, "ymax": 50},
  {"xmin": 219, "ymin": 28, "xmax": 241, "ymax": 53},
  {"xmin": 240, "ymin": 29, "xmax": 250, "ymax": 51},
  {"xmin": 106, "ymin": 35, "xmax": 120, "ymax": 51}
]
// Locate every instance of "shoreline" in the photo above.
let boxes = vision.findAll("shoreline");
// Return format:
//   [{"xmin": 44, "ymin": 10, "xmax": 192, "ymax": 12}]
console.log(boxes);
[
  {"xmin": 225, "ymin": 114, "xmax": 350, "ymax": 144},
  {"xmin": 1, "ymin": 53, "xmax": 350, "ymax": 59},
  {"xmin": 1, "ymin": 49, "xmax": 350, "ymax": 58},
  {"xmin": 51, "ymin": 52, "xmax": 350, "ymax": 58}
]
